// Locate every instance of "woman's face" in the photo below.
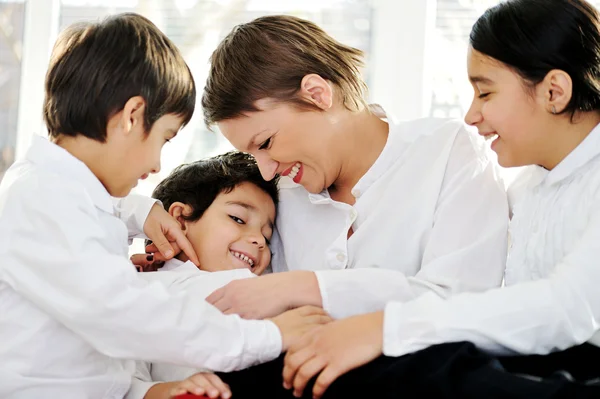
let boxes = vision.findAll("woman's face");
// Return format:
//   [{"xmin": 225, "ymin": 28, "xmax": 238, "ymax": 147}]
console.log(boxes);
[{"xmin": 218, "ymin": 99, "xmax": 343, "ymax": 194}]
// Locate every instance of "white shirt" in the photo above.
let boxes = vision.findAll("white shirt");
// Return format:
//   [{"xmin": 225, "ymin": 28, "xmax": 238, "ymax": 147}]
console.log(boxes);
[
  {"xmin": 127, "ymin": 259, "xmax": 256, "ymax": 399},
  {"xmin": 383, "ymin": 123, "xmax": 600, "ymax": 358},
  {"xmin": 271, "ymin": 115, "xmax": 509, "ymax": 319},
  {"xmin": 0, "ymin": 137, "xmax": 281, "ymax": 399}
]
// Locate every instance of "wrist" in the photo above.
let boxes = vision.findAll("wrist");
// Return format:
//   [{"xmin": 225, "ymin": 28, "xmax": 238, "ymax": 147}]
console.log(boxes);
[
  {"xmin": 288, "ymin": 271, "xmax": 322, "ymax": 309},
  {"xmin": 368, "ymin": 311, "xmax": 385, "ymax": 352}
]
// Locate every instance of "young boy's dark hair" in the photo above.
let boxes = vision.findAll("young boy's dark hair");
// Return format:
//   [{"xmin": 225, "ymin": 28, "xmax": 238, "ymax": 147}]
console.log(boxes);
[
  {"xmin": 152, "ymin": 151, "xmax": 279, "ymax": 222},
  {"xmin": 43, "ymin": 13, "xmax": 195, "ymax": 141}
]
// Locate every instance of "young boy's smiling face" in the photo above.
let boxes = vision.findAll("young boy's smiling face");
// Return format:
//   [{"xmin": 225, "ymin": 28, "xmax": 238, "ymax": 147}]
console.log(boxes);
[{"xmin": 172, "ymin": 181, "xmax": 276, "ymax": 275}]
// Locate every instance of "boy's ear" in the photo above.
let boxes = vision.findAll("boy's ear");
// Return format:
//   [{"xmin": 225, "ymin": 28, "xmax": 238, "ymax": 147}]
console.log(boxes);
[
  {"xmin": 120, "ymin": 96, "xmax": 146, "ymax": 135},
  {"xmin": 167, "ymin": 202, "xmax": 192, "ymax": 233}
]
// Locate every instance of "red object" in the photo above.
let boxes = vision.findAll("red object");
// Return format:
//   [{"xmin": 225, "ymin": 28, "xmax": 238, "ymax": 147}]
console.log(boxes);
[{"xmin": 173, "ymin": 395, "xmax": 212, "ymax": 399}]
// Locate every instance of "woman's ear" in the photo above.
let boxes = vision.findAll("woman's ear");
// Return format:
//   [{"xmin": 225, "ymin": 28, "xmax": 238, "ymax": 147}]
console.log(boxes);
[
  {"xmin": 299, "ymin": 74, "xmax": 334, "ymax": 110},
  {"xmin": 167, "ymin": 202, "xmax": 192, "ymax": 233},
  {"xmin": 542, "ymin": 69, "xmax": 573, "ymax": 114}
]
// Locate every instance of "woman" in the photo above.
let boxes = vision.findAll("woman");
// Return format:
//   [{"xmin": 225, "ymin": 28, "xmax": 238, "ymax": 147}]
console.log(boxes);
[{"xmin": 197, "ymin": 14, "xmax": 509, "ymax": 325}]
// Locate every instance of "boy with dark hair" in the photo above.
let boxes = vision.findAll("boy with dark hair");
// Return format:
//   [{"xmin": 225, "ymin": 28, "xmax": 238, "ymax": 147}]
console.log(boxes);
[
  {"xmin": 129, "ymin": 152, "xmax": 287, "ymax": 398},
  {"xmin": 149, "ymin": 151, "xmax": 278, "ymax": 275},
  {"xmin": 0, "ymin": 14, "xmax": 328, "ymax": 398}
]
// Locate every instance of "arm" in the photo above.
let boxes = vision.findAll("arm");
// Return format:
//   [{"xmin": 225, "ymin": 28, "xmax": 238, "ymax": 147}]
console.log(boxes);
[
  {"xmin": 113, "ymin": 193, "xmax": 158, "ymax": 239},
  {"xmin": 316, "ymin": 127, "xmax": 509, "ymax": 319},
  {"xmin": 383, "ymin": 199, "xmax": 600, "ymax": 357},
  {"xmin": 1, "ymin": 182, "xmax": 281, "ymax": 372}
]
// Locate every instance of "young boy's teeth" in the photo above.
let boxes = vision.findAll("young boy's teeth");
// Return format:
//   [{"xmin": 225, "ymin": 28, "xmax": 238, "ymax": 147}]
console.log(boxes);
[
  {"xmin": 288, "ymin": 162, "xmax": 301, "ymax": 179},
  {"xmin": 231, "ymin": 251, "xmax": 254, "ymax": 267},
  {"xmin": 487, "ymin": 133, "xmax": 499, "ymax": 141}
]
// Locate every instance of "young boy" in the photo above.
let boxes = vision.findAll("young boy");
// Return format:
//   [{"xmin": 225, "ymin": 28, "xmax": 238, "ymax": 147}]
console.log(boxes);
[
  {"xmin": 0, "ymin": 14, "xmax": 329, "ymax": 398},
  {"xmin": 140, "ymin": 151, "xmax": 278, "ymax": 276},
  {"xmin": 129, "ymin": 151, "xmax": 282, "ymax": 399}
]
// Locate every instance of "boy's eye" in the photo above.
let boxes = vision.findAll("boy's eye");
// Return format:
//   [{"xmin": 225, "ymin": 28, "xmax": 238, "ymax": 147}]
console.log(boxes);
[
  {"xmin": 478, "ymin": 92, "xmax": 490, "ymax": 99},
  {"xmin": 259, "ymin": 137, "xmax": 271, "ymax": 150},
  {"xmin": 229, "ymin": 215, "xmax": 245, "ymax": 224}
]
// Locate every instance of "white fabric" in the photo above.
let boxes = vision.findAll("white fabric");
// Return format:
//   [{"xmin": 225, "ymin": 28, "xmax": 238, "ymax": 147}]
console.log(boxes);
[
  {"xmin": 383, "ymin": 123, "xmax": 600, "ymax": 358},
  {"xmin": 270, "ymin": 115, "xmax": 509, "ymax": 319},
  {"xmin": 0, "ymin": 137, "xmax": 281, "ymax": 399},
  {"xmin": 127, "ymin": 258, "xmax": 256, "ymax": 399}
]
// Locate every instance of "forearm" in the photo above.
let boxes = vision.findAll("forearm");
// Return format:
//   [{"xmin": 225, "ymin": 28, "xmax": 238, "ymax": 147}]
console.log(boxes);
[{"xmin": 288, "ymin": 271, "xmax": 323, "ymax": 309}]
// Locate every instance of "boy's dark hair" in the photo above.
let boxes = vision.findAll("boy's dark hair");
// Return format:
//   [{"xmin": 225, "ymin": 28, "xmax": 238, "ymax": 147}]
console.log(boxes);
[
  {"xmin": 201, "ymin": 15, "xmax": 367, "ymax": 127},
  {"xmin": 470, "ymin": 0, "xmax": 600, "ymax": 116},
  {"xmin": 152, "ymin": 151, "xmax": 279, "ymax": 222},
  {"xmin": 44, "ymin": 13, "xmax": 195, "ymax": 141}
]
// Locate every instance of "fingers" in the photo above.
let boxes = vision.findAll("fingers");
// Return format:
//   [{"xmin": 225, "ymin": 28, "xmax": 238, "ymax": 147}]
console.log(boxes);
[
  {"xmin": 145, "ymin": 242, "xmax": 158, "ymax": 254},
  {"xmin": 150, "ymin": 232, "xmax": 175, "ymax": 261},
  {"xmin": 312, "ymin": 365, "xmax": 340, "ymax": 399},
  {"xmin": 170, "ymin": 229, "xmax": 199, "ymax": 266},
  {"xmin": 205, "ymin": 287, "xmax": 224, "ymax": 306},
  {"xmin": 283, "ymin": 343, "xmax": 315, "ymax": 389},
  {"xmin": 292, "ymin": 357, "xmax": 327, "ymax": 398},
  {"xmin": 130, "ymin": 253, "xmax": 153, "ymax": 267},
  {"xmin": 169, "ymin": 378, "xmax": 206, "ymax": 397},
  {"xmin": 170, "ymin": 373, "xmax": 231, "ymax": 398},
  {"xmin": 203, "ymin": 373, "xmax": 231, "ymax": 399}
]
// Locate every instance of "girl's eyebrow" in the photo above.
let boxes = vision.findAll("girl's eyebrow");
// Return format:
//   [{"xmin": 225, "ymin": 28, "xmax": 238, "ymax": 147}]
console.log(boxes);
[{"xmin": 469, "ymin": 75, "xmax": 494, "ymax": 85}]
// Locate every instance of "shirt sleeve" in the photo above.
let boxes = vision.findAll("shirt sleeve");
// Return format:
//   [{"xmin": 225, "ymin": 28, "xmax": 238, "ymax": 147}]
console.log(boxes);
[
  {"xmin": 113, "ymin": 193, "xmax": 159, "ymax": 240},
  {"xmin": 0, "ymin": 180, "xmax": 282, "ymax": 372},
  {"xmin": 315, "ymin": 124, "xmax": 509, "ymax": 319},
  {"xmin": 383, "ymin": 191, "xmax": 600, "ymax": 357}
]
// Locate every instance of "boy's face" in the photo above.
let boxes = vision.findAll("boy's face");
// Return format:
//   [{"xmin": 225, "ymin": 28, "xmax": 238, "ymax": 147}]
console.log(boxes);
[
  {"xmin": 105, "ymin": 98, "xmax": 183, "ymax": 197},
  {"xmin": 175, "ymin": 182, "xmax": 276, "ymax": 275}
]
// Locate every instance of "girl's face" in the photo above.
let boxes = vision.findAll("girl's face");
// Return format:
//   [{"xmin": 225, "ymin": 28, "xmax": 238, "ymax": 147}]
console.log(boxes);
[{"xmin": 464, "ymin": 47, "xmax": 555, "ymax": 168}]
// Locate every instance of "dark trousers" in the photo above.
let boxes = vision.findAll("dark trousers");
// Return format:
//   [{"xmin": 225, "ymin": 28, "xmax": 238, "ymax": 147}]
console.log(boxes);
[{"xmin": 217, "ymin": 342, "xmax": 600, "ymax": 398}]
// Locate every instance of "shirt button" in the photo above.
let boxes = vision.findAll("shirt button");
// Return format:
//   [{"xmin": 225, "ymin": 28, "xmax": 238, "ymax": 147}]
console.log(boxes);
[
  {"xmin": 351, "ymin": 189, "xmax": 361, "ymax": 198},
  {"xmin": 336, "ymin": 253, "xmax": 346, "ymax": 262}
]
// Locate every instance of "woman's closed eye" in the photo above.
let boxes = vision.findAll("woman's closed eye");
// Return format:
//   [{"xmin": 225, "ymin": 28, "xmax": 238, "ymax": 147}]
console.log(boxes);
[
  {"xmin": 259, "ymin": 137, "xmax": 272, "ymax": 150},
  {"xmin": 229, "ymin": 215, "xmax": 246, "ymax": 224}
]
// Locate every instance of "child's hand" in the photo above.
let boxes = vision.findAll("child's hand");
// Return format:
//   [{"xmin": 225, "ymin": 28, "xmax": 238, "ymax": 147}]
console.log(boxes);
[
  {"xmin": 269, "ymin": 305, "xmax": 332, "ymax": 351},
  {"xmin": 169, "ymin": 372, "xmax": 231, "ymax": 399},
  {"xmin": 282, "ymin": 311, "xmax": 384, "ymax": 399},
  {"xmin": 144, "ymin": 203, "xmax": 199, "ymax": 265}
]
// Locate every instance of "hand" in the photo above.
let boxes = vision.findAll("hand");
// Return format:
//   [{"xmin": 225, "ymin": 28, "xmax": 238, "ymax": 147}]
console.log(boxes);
[
  {"xmin": 269, "ymin": 305, "xmax": 332, "ymax": 351},
  {"xmin": 143, "ymin": 203, "xmax": 199, "ymax": 265},
  {"xmin": 282, "ymin": 311, "xmax": 384, "ymax": 399},
  {"xmin": 130, "ymin": 253, "xmax": 164, "ymax": 272},
  {"xmin": 206, "ymin": 271, "xmax": 322, "ymax": 320},
  {"xmin": 169, "ymin": 372, "xmax": 231, "ymax": 399}
]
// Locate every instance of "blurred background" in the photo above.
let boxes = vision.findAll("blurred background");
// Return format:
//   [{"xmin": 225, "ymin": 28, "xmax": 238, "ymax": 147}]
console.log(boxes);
[{"xmin": 1, "ymin": 0, "xmax": 569, "ymax": 189}]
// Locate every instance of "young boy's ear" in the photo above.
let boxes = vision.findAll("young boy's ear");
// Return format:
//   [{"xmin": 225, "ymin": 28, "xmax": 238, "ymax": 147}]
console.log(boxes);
[
  {"xmin": 167, "ymin": 202, "xmax": 192, "ymax": 234},
  {"xmin": 121, "ymin": 96, "xmax": 146, "ymax": 135}
]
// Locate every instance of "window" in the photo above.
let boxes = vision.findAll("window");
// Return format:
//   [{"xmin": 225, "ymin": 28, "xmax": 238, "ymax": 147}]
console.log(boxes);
[
  {"xmin": 429, "ymin": 0, "xmax": 500, "ymax": 118},
  {"xmin": 0, "ymin": 0, "xmax": 25, "ymax": 182}
]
